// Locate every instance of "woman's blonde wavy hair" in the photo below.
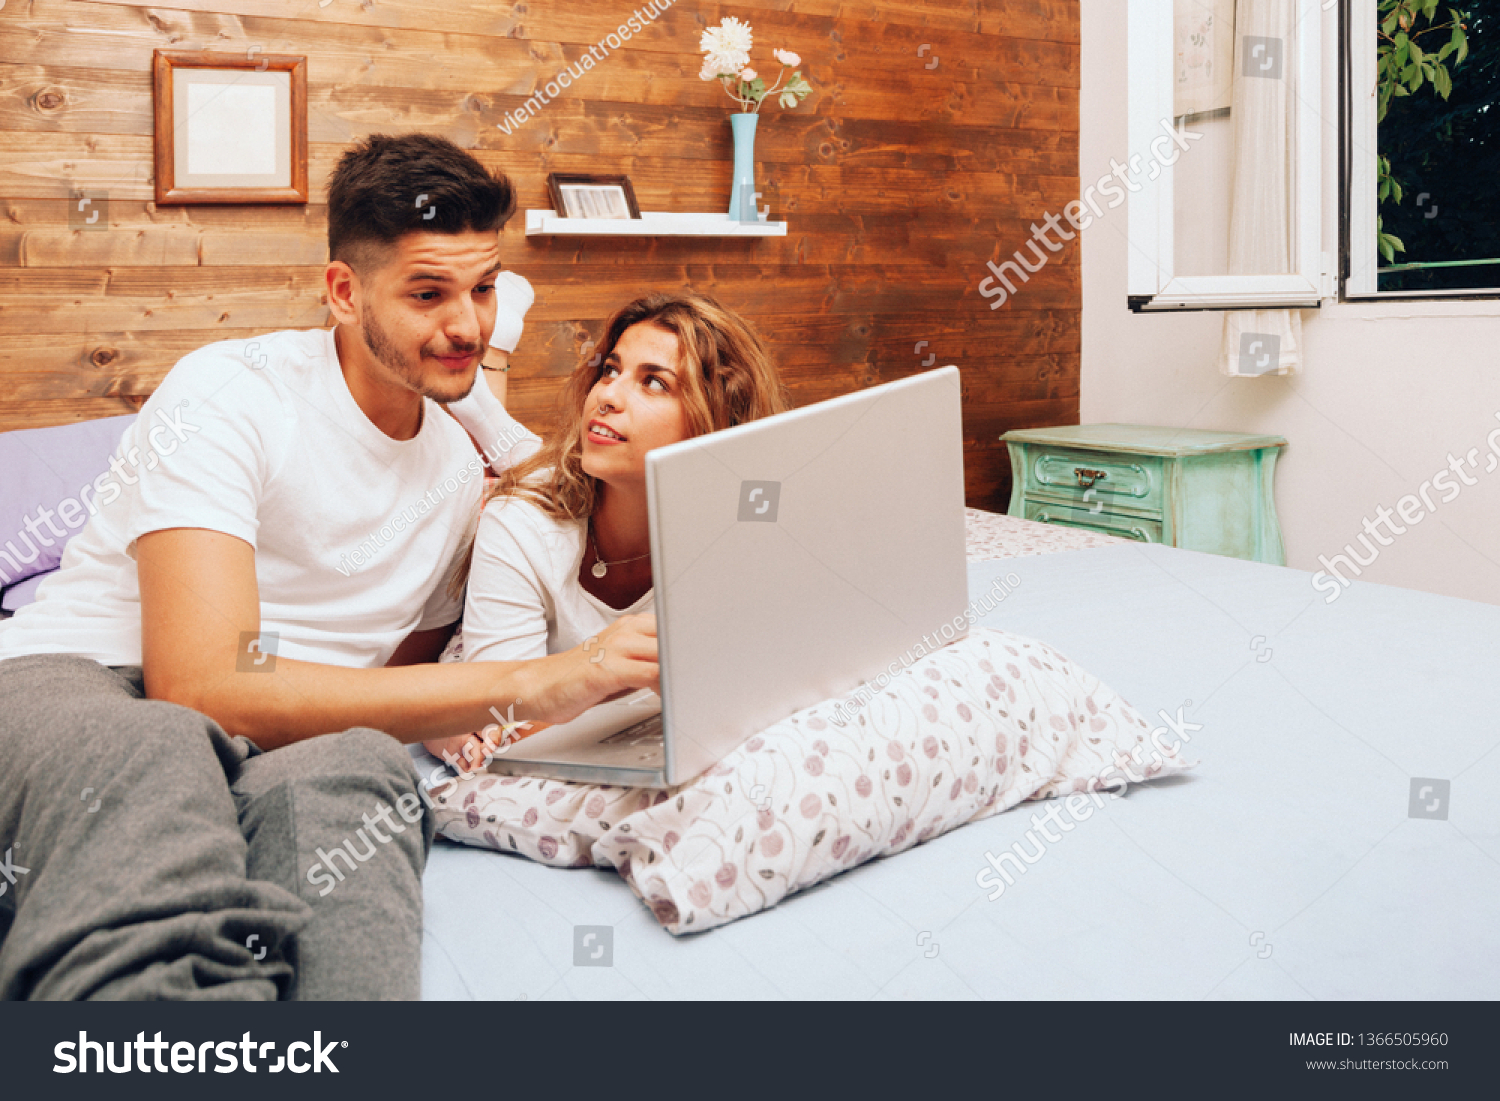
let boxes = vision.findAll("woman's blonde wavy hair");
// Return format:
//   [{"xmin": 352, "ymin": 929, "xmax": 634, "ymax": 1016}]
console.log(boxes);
[{"xmin": 449, "ymin": 291, "xmax": 789, "ymax": 597}]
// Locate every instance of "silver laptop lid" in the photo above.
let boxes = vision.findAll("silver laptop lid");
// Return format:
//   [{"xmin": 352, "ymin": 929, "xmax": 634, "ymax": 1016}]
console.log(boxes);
[{"xmin": 649, "ymin": 365, "xmax": 967, "ymax": 784}]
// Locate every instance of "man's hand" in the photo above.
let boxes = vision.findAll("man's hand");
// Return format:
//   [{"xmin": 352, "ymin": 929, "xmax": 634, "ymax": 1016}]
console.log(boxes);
[
  {"xmin": 589, "ymin": 613, "xmax": 660, "ymax": 697},
  {"xmin": 537, "ymin": 613, "xmax": 659, "ymax": 724}
]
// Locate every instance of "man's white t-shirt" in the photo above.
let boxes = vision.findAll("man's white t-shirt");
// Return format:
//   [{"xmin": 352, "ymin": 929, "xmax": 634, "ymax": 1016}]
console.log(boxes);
[
  {"xmin": 0, "ymin": 328, "xmax": 484, "ymax": 669},
  {"xmin": 462, "ymin": 492, "xmax": 651, "ymax": 663}
]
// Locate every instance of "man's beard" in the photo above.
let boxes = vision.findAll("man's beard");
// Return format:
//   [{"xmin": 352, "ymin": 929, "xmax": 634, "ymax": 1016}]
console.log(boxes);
[{"xmin": 359, "ymin": 303, "xmax": 478, "ymax": 405}]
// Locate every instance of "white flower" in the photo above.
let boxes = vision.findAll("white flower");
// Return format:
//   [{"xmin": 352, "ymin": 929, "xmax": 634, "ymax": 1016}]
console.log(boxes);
[
  {"xmin": 699, "ymin": 58, "xmax": 728, "ymax": 82},
  {"xmin": 706, "ymin": 47, "xmax": 749, "ymax": 75},
  {"xmin": 704, "ymin": 46, "xmax": 749, "ymax": 76},
  {"xmin": 740, "ymin": 67, "xmax": 757, "ymax": 81},
  {"xmin": 773, "ymin": 49, "xmax": 801, "ymax": 67},
  {"xmin": 700, "ymin": 17, "xmax": 752, "ymax": 74}
]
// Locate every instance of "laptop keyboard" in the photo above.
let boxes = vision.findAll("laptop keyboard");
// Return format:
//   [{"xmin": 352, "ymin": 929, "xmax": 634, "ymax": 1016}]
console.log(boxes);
[{"xmin": 599, "ymin": 713, "xmax": 664, "ymax": 748}]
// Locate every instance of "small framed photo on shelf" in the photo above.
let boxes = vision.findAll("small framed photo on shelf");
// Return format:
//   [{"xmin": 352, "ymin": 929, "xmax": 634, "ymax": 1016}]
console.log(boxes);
[
  {"xmin": 152, "ymin": 49, "xmax": 309, "ymax": 205},
  {"xmin": 546, "ymin": 173, "xmax": 641, "ymax": 220}
]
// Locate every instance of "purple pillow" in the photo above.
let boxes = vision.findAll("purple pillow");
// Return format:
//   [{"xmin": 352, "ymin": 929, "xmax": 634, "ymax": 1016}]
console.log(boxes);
[{"xmin": 0, "ymin": 415, "xmax": 137, "ymax": 595}]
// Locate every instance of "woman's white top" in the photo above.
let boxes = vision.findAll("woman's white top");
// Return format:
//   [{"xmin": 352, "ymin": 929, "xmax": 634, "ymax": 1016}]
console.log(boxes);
[{"xmin": 461, "ymin": 492, "xmax": 652, "ymax": 663}]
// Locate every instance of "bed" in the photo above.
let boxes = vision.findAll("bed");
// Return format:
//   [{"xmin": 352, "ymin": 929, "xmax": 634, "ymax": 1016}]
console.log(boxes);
[{"xmin": 414, "ymin": 510, "xmax": 1500, "ymax": 999}]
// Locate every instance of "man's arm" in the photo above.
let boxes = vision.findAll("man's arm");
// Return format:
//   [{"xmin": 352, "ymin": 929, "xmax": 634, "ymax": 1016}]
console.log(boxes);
[{"xmin": 136, "ymin": 527, "xmax": 656, "ymax": 750}]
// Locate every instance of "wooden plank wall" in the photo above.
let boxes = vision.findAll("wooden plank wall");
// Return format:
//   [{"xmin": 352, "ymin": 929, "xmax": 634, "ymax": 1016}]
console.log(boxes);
[{"xmin": 0, "ymin": 0, "xmax": 1079, "ymax": 509}]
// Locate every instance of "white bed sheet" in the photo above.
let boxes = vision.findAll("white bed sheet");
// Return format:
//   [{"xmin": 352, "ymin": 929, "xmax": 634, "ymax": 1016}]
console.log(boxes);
[{"xmin": 417, "ymin": 543, "xmax": 1500, "ymax": 999}]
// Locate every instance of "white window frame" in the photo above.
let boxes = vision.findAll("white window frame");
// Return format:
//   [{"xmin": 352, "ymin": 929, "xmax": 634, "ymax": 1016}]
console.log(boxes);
[
  {"xmin": 1127, "ymin": 0, "xmax": 1325, "ymax": 310},
  {"xmin": 1345, "ymin": 0, "xmax": 1381, "ymax": 296}
]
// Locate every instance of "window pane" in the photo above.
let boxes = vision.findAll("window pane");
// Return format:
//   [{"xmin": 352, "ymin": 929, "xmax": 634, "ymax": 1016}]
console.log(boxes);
[
  {"xmin": 1172, "ymin": 0, "xmax": 1299, "ymax": 278},
  {"xmin": 1376, "ymin": 0, "xmax": 1500, "ymax": 293}
]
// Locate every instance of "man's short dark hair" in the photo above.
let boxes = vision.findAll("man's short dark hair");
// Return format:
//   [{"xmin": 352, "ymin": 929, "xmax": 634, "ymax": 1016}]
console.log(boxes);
[{"xmin": 326, "ymin": 133, "xmax": 517, "ymax": 275}]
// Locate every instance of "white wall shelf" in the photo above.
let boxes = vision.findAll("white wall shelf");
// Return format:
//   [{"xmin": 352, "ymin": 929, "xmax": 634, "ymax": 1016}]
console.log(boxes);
[{"xmin": 524, "ymin": 209, "xmax": 787, "ymax": 237}]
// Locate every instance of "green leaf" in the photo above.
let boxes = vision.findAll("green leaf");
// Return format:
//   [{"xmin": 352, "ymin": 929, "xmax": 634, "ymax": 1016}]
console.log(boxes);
[
  {"xmin": 1434, "ymin": 64, "xmax": 1452, "ymax": 97},
  {"xmin": 779, "ymin": 90, "xmax": 797, "ymax": 108}
]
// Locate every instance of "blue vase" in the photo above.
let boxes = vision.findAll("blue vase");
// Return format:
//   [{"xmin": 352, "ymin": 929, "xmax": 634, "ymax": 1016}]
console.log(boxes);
[{"xmin": 728, "ymin": 112, "xmax": 758, "ymax": 219}]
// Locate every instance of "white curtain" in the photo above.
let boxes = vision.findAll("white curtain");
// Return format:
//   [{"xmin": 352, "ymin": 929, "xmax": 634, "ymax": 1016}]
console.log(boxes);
[{"xmin": 1218, "ymin": 0, "xmax": 1303, "ymax": 376}]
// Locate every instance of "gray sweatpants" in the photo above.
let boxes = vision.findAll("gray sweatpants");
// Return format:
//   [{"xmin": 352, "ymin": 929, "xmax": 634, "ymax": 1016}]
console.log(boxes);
[{"xmin": 0, "ymin": 654, "xmax": 433, "ymax": 1001}]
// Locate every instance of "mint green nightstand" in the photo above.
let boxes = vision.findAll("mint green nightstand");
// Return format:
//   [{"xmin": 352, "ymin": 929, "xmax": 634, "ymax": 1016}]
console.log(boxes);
[{"xmin": 1000, "ymin": 424, "xmax": 1287, "ymax": 565}]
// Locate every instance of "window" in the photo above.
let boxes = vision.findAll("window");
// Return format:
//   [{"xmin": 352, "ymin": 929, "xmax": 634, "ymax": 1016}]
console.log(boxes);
[
  {"xmin": 1345, "ymin": 0, "xmax": 1500, "ymax": 298},
  {"xmin": 1127, "ymin": 0, "xmax": 1326, "ymax": 311}
]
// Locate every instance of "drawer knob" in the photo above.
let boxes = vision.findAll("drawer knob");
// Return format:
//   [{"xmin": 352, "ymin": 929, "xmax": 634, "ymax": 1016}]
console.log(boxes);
[{"xmin": 1074, "ymin": 467, "xmax": 1109, "ymax": 489}]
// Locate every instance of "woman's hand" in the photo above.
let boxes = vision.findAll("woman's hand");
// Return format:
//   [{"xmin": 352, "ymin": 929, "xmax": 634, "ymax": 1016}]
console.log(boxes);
[{"xmin": 423, "ymin": 730, "xmax": 501, "ymax": 776}]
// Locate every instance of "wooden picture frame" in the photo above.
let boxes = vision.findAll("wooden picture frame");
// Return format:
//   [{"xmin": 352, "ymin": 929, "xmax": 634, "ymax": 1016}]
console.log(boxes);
[
  {"xmin": 546, "ymin": 173, "xmax": 642, "ymax": 220},
  {"xmin": 153, "ymin": 49, "xmax": 309, "ymax": 205}
]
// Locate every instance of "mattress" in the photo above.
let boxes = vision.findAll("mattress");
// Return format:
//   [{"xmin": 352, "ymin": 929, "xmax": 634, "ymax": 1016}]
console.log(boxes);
[{"xmin": 419, "ymin": 542, "xmax": 1500, "ymax": 999}]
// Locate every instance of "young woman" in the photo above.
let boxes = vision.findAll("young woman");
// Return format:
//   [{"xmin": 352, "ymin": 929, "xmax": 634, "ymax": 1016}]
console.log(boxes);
[{"xmin": 423, "ymin": 292, "xmax": 789, "ymax": 765}]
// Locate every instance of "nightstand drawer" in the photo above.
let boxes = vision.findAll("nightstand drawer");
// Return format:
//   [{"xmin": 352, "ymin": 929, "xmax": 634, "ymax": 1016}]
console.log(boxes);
[
  {"xmin": 1023, "ymin": 447, "xmax": 1163, "ymax": 514},
  {"xmin": 1023, "ymin": 501, "xmax": 1163, "ymax": 543},
  {"xmin": 1004, "ymin": 424, "xmax": 1287, "ymax": 565}
]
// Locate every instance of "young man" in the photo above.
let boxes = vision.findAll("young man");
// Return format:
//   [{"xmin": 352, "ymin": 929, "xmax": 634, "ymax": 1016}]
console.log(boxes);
[{"xmin": 0, "ymin": 133, "xmax": 657, "ymax": 1000}]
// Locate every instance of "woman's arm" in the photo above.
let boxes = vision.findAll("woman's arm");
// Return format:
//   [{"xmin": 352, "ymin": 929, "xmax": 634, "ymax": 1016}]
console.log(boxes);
[{"xmin": 459, "ymin": 500, "xmax": 556, "ymax": 665}]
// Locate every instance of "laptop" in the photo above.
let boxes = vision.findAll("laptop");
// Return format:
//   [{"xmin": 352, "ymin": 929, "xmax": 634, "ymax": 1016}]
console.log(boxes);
[{"xmin": 486, "ymin": 365, "xmax": 968, "ymax": 787}]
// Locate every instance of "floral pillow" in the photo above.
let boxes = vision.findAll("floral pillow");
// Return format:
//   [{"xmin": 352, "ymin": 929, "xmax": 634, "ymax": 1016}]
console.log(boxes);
[{"xmin": 425, "ymin": 628, "xmax": 1190, "ymax": 934}]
